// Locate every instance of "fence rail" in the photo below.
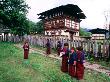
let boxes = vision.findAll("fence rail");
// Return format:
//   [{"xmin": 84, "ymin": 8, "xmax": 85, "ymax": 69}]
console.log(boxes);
[
  {"xmin": 25, "ymin": 35, "xmax": 109, "ymax": 60},
  {"xmin": 0, "ymin": 34, "xmax": 109, "ymax": 60}
]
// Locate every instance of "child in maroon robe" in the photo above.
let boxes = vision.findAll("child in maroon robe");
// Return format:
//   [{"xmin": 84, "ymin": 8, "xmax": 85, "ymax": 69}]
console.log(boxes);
[
  {"xmin": 68, "ymin": 47, "xmax": 77, "ymax": 78},
  {"xmin": 57, "ymin": 41, "xmax": 62, "ymax": 56},
  {"xmin": 60, "ymin": 43, "xmax": 69, "ymax": 72},
  {"xmin": 23, "ymin": 41, "xmax": 29, "ymax": 59},
  {"xmin": 46, "ymin": 39, "xmax": 51, "ymax": 55},
  {"xmin": 76, "ymin": 47, "xmax": 85, "ymax": 80}
]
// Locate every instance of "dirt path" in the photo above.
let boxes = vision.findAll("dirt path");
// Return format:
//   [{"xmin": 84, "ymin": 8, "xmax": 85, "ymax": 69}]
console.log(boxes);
[{"xmin": 15, "ymin": 44, "xmax": 110, "ymax": 77}]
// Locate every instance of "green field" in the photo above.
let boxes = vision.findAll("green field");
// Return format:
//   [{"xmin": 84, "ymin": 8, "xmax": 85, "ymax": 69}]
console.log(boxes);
[{"xmin": 0, "ymin": 42, "xmax": 110, "ymax": 82}]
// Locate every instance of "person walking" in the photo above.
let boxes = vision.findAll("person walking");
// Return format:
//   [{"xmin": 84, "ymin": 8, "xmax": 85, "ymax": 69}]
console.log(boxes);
[
  {"xmin": 60, "ymin": 43, "xmax": 69, "ymax": 72},
  {"xmin": 46, "ymin": 39, "xmax": 51, "ymax": 55},
  {"xmin": 23, "ymin": 41, "xmax": 29, "ymax": 59},
  {"xmin": 68, "ymin": 47, "xmax": 77, "ymax": 78},
  {"xmin": 57, "ymin": 41, "xmax": 62, "ymax": 56},
  {"xmin": 76, "ymin": 46, "xmax": 85, "ymax": 80}
]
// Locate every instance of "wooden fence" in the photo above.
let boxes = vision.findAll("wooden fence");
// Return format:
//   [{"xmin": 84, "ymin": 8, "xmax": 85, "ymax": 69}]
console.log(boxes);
[
  {"xmin": 0, "ymin": 34, "xmax": 109, "ymax": 60},
  {"xmin": 24, "ymin": 35, "xmax": 110, "ymax": 60},
  {"xmin": 0, "ymin": 35, "xmax": 23, "ymax": 43}
]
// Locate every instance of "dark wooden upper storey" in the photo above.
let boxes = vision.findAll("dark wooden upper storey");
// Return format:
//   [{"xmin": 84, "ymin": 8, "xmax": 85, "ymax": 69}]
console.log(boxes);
[
  {"xmin": 38, "ymin": 4, "xmax": 86, "ymax": 20},
  {"xmin": 89, "ymin": 28, "xmax": 108, "ymax": 34}
]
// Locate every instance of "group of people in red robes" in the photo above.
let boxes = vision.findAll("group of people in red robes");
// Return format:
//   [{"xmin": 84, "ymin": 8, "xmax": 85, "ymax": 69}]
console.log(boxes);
[
  {"xmin": 60, "ymin": 43, "xmax": 85, "ymax": 80},
  {"xmin": 23, "ymin": 39, "xmax": 85, "ymax": 80},
  {"xmin": 45, "ymin": 39, "xmax": 62, "ymax": 56}
]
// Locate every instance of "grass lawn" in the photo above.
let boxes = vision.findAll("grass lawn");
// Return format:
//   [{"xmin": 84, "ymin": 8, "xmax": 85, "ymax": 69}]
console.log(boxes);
[{"xmin": 0, "ymin": 42, "xmax": 110, "ymax": 82}]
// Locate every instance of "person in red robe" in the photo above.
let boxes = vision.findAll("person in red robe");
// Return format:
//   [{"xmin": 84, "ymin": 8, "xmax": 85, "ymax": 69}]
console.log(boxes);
[
  {"xmin": 23, "ymin": 41, "xmax": 29, "ymax": 59},
  {"xmin": 68, "ymin": 47, "xmax": 77, "ymax": 78},
  {"xmin": 76, "ymin": 46, "xmax": 85, "ymax": 80},
  {"xmin": 46, "ymin": 39, "xmax": 51, "ymax": 55},
  {"xmin": 57, "ymin": 41, "xmax": 62, "ymax": 56},
  {"xmin": 60, "ymin": 43, "xmax": 69, "ymax": 73}
]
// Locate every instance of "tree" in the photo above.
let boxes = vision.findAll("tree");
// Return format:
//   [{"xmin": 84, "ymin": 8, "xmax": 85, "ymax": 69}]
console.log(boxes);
[
  {"xmin": 28, "ymin": 20, "xmax": 44, "ymax": 34},
  {"xmin": 0, "ymin": 0, "xmax": 29, "ymax": 35},
  {"xmin": 28, "ymin": 21, "xmax": 36, "ymax": 34},
  {"xmin": 36, "ymin": 21, "xmax": 44, "ymax": 34},
  {"xmin": 79, "ymin": 28, "xmax": 91, "ymax": 37}
]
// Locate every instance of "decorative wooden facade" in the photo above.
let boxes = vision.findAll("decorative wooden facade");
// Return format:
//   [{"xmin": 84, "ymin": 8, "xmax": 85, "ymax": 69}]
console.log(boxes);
[
  {"xmin": 38, "ymin": 4, "xmax": 86, "ymax": 40},
  {"xmin": 89, "ymin": 28, "xmax": 108, "ymax": 40}
]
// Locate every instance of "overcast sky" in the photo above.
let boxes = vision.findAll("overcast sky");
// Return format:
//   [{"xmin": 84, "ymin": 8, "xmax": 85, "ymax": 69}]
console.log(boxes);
[{"xmin": 26, "ymin": 0, "xmax": 110, "ymax": 29}]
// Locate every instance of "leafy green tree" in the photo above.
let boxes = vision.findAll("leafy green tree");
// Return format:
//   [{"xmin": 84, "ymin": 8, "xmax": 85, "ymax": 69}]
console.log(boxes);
[
  {"xmin": 79, "ymin": 28, "xmax": 91, "ymax": 37},
  {"xmin": 28, "ymin": 20, "xmax": 44, "ymax": 34},
  {"xmin": 28, "ymin": 21, "xmax": 36, "ymax": 34},
  {"xmin": 36, "ymin": 21, "xmax": 44, "ymax": 34},
  {"xmin": 0, "ymin": 0, "xmax": 29, "ymax": 35}
]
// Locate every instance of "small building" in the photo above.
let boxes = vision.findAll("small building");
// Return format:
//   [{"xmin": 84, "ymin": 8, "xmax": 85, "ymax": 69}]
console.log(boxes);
[
  {"xmin": 38, "ymin": 4, "xmax": 86, "ymax": 40},
  {"xmin": 89, "ymin": 28, "xmax": 108, "ymax": 40}
]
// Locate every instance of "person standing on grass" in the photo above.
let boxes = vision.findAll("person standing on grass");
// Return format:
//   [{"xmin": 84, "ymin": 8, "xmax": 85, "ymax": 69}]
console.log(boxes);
[
  {"xmin": 60, "ymin": 43, "xmax": 69, "ymax": 72},
  {"xmin": 76, "ymin": 46, "xmax": 85, "ymax": 80},
  {"xmin": 46, "ymin": 39, "xmax": 51, "ymax": 55},
  {"xmin": 68, "ymin": 47, "xmax": 77, "ymax": 78},
  {"xmin": 57, "ymin": 41, "xmax": 62, "ymax": 56},
  {"xmin": 23, "ymin": 41, "xmax": 29, "ymax": 59}
]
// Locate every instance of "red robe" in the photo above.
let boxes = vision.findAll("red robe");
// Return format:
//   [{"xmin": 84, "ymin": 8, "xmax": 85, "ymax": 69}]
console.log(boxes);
[
  {"xmin": 76, "ymin": 51, "xmax": 85, "ymax": 80},
  {"xmin": 57, "ymin": 47, "xmax": 61, "ymax": 56},
  {"xmin": 69, "ymin": 65, "xmax": 76, "ymax": 77},
  {"xmin": 23, "ymin": 44, "xmax": 29, "ymax": 59},
  {"xmin": 68, "ymin": 52, "xmax": 77, "ymax": 77},
  {"xmin": 46, "ymin": 42, "xmax": 51, "ymax": 55},
  {"xmin": 57, "ymin": 42, "xmax": 62, "ymax": 56},
  {"xmin": 46, "ymin": 47, "xmax": 51, "ymax": 54},
  {"xmin": 61, "ymin": 48, "xmax": 69, "ymax": 72}
]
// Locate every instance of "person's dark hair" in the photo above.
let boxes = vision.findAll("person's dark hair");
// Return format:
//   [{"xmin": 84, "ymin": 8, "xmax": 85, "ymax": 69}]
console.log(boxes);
[
  {"xmin": 58, "ymin": 41, "xmax": 61, "ymax": 43},
  {"xmin": 24, "ymin": 39, "xmax": 29, "ymax": 44},
  {"xmin": 76, "ymin": 47, "xmax": 79, "ymax": 50},
  {"xmin": 80, "ymin": 46, "xmax": 83, "ymax": 51},
  {"xmin": 64, "ymin": 43, "xmax": 69, "ymax": 46},
  {"xmin": 77, "ymin": 46, "xmax": 83, "ymax": 51},
  {"xmin": 47, "ymin": 39, "xmax": 49, "ymax": 42}
]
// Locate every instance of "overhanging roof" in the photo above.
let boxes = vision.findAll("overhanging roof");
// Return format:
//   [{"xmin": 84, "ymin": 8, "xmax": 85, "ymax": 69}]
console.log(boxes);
[
  {"xmin": 89, "ymin": 28, "xmax": 108, "ymax": 34},
  {"xmin": 38, "ymin": 4, "xmax": 86, "ymax": 19}
]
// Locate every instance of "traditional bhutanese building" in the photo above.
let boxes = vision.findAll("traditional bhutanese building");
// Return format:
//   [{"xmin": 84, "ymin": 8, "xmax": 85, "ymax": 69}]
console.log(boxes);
[
  {"xmin": 89, "ymin": 28, "xmax": 108, "ymax": 40},
  {"xmin": 38, "ymin": 4, "xmax": 86, "ymax": 40}
]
